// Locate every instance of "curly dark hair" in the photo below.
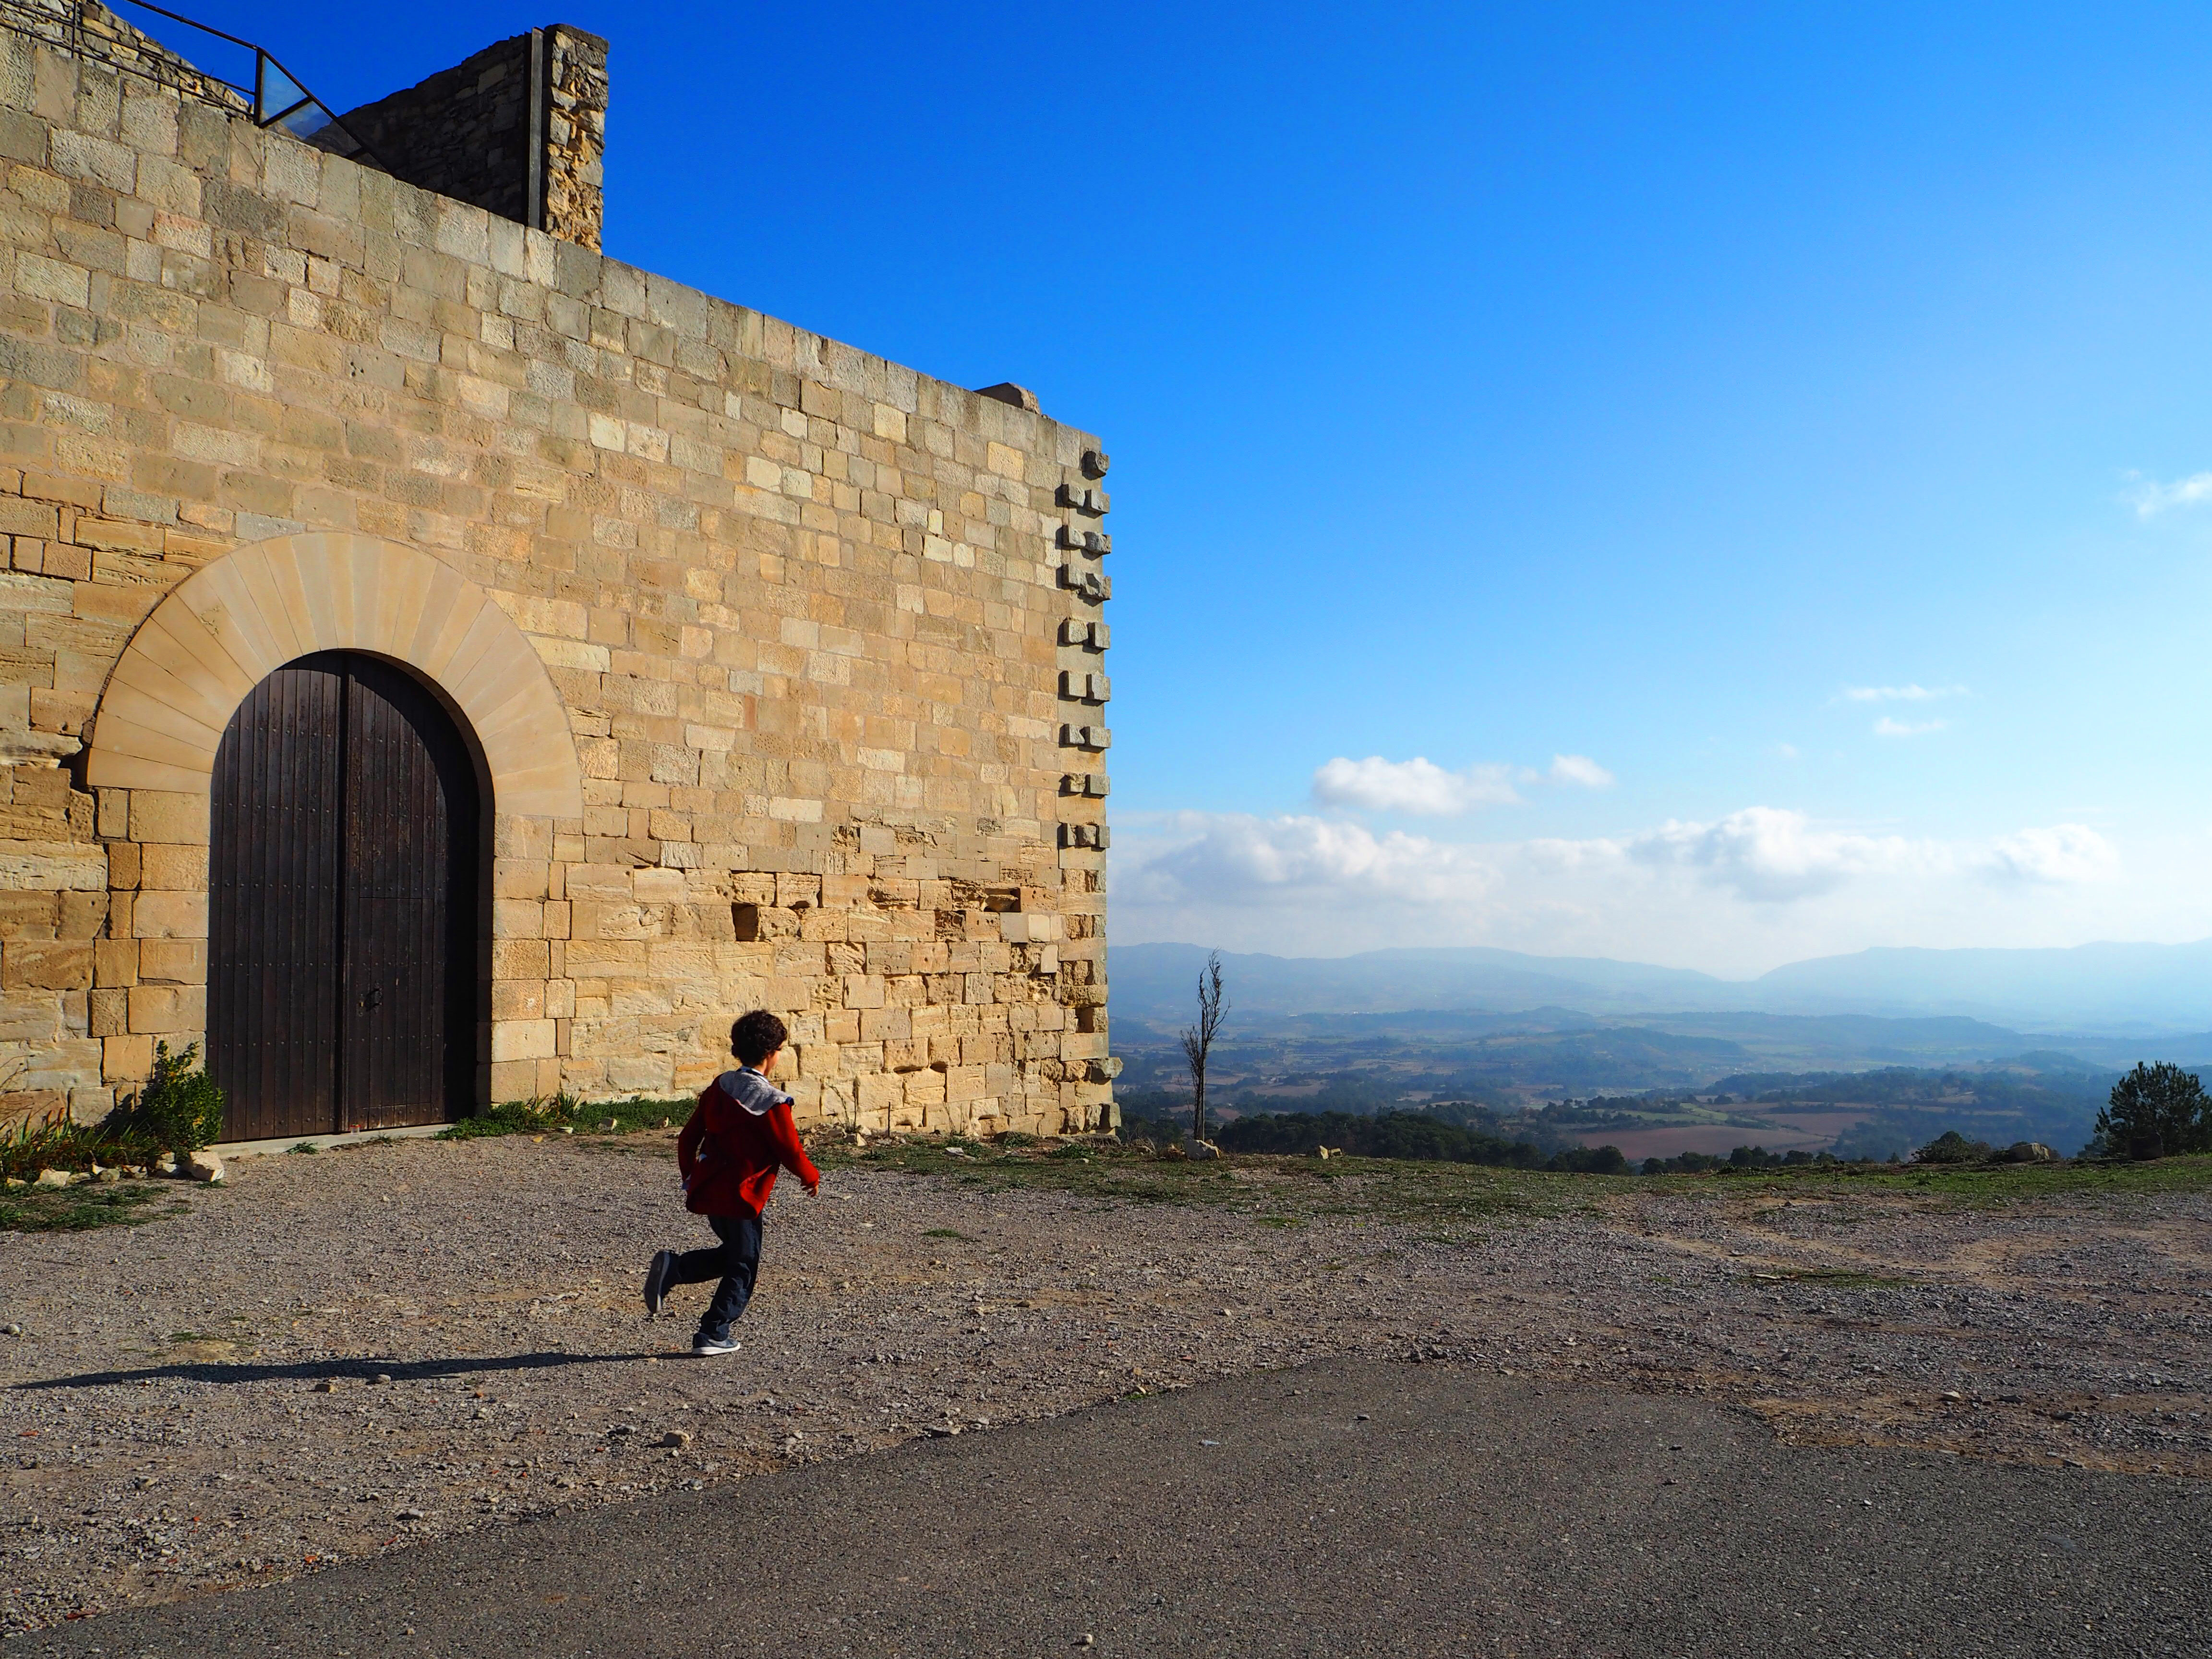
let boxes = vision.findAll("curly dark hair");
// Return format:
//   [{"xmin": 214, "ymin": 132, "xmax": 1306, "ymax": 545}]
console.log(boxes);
[{"xmin": 729, "ymin": 1010, "xmax": 789, "ymax": 1067}]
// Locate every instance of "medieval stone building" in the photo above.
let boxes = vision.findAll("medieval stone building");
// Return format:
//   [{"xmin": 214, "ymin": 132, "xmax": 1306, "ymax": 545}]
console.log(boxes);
[{"xmin": 0, "ymin": 3, "xmax": 1115, "ymax": 1142}]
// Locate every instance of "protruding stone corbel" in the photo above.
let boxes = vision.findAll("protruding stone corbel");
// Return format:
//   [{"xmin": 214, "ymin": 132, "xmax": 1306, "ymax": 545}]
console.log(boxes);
[{"xmin": 1058, "ymin": 566, "xmax": 1110, "ymax": 603}]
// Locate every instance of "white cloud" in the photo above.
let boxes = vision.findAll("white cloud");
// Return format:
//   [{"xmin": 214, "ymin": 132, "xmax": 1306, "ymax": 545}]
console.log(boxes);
[
  {"xmin": 1549, "ymin": 753, "xmax": 1614, "ymax": 789},
  {"xmin": 1840, "ymin": 684, "xmax": 1966, "ymax": 703},
  {"xmin": 1775, "ymin": 742, "xmax": 1800, "ymax": 759},
  {"xmin": 2125, "ymin": 470, "xmax": 2212, "ymax": 517},
  {"xmin": 1310, "ymin": 756, "xmax": 1519, "ymax": 816},
  {"xmin": 1111, "ymin": 806, "xmax": 2161, "ymax": 974},
  {"xmin": 1986, "ymin": 823, "xmax": 2117, "ymax": 885},
  {"xmin": 1873, "ymin": 716, "xmax": 1947, "ymax": 738},
  {"xmin": 1622, "ymin": 806, "xmax": 1940, "ymax": 902},
  {"xmin": 1122, "ymin": 814, "xmax": 1500, "ymax": 906}
]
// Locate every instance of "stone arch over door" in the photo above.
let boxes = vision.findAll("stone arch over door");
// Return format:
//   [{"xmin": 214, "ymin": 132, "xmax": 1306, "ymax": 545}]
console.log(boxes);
[
  {"xmin": 85, "ymin": 533, "xmax": 584, "ymax": 813},
  {"xmin": 82, "ymin": 533, "xmax": 586, "ymax": 1117}
]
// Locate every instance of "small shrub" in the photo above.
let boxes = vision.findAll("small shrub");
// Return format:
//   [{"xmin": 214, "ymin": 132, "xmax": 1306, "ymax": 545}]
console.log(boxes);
[
  {"xmin": 128, "ymin": 1041, "xmax": 227, "ymax": 1153},
  {"xmin": 1915, "ymin": 1130, "xmax": 1993, "ymax": 1165}
]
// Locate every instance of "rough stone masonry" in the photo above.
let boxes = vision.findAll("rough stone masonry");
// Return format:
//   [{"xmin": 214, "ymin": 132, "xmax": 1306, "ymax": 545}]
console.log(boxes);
[{"xmin": 0, "ymin": 2, "xmax": 1117, "ymax": 1137}]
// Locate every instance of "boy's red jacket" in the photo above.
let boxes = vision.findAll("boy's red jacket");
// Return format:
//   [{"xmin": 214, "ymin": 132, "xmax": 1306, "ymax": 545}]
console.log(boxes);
[{"xmin": 678, "ymin": 1068, "xmax": 820, "ymax": 1216}]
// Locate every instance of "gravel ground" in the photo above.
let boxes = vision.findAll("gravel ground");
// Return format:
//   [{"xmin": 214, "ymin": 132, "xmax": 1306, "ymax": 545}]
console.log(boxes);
[{"xmin": 3, "ymin": 1132, "xmax": 2211, "ymax": 1633}]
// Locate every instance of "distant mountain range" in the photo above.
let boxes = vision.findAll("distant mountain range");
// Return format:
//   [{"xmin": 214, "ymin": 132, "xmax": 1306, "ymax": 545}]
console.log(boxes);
[{"xmin": 1110, "ymin": 939, "xmax": 2212, "ymax": 1039}]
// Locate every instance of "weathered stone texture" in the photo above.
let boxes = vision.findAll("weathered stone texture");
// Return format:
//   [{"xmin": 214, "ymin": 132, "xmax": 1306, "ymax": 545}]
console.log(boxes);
[
  {"xmin": 540, "ymin": 28, "xmax": 606, "ymax": 249},
  {"xmin": 323, "ymin": 24, "xmax": 608, "ymax": 252},
  {"xmin": 0, "ymin": 24, "xmax": 1113, "ymax": 1135}
]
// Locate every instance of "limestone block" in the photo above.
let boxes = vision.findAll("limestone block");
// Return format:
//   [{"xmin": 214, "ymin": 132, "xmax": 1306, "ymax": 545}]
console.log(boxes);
[
  {"xmin": 492, "ymin": 899, "xmax": 545, "ymax": 939},
  {"xmin": 605, "ymin": 1055, "xmax": 673, "ymax": 1093},
  {"xmin": 0, "ymin": 894, "xmax": 59, "ymax": 939},
  {"xmin": 565, "ymin": 864, "xmax": 637, "ymax": 902},
  {"xmin": 998, "ymin": 911, "xmax": 1064, "ymax": 944},
  {"xmin": 491, "ymin": 938, "xmax": 552, "ymax": 979},
  {"xmin": 93, "ymin": 938, "xmax": 138, "ymax": 986},
  {"xmin": 488, "ymin": 1058, "xmax": 540, "ymax": 1101},
  {"xmin": 3, "ymin": 940, "xmax": 93, "ymax": 990},
  {"xmin": 137, "ymin": 939, "xmax": 204, "ymax": 983},
  {"xmin": 126, "ymin": 791, "xmax": 209, "ymax": 843},
  {"xmin": 490, "ymin": 1019, "xmax": 557, "ymax": 1062},
  {"xmin": 137, "ymin": 843, "xmax": 207, "ymax": 890},
  {"xmin": 0, "ymin": 990, "xmax": 61, "ymax": 1042},
  {"xmin": 89, "ymin": 987, "xmax": 127, "ymax": 1035},
  {"xmin": 492, "ymin": 979, "xmax": 547, "ymax": 1020},
  {"xmin": 0, "ymin": 843, "xmax": 107, "ymax": 892},
  {"xmin": 57, "ymin": 891, "xmax": 108, "ymax": 938},
  {"xmin": 131, "ymin": 890, "xmax": 205, "ymax": 938},
  {"xmin": 493, "ymin": 858, "xmax": 552, "ymax": 899},
  {"xmin": 126, "ymin": 983, "xmax": 203, "ymax": 1033}
]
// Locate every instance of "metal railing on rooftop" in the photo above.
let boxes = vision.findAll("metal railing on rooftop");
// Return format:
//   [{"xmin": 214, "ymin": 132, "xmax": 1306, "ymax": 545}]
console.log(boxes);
[{"xmin": 0, "ymin": 0, "xmax": 385, "ymax": 168}]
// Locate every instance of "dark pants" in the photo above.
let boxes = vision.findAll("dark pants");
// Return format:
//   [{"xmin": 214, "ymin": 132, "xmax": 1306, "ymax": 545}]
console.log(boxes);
[{"xmin": 671, "ymin": 1210, "xmax": 763, "ymax": 1341}]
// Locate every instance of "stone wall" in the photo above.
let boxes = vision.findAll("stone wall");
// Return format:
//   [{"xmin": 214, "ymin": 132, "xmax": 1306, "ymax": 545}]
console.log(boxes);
[
  {"xmin": 0, "ymin": 23, "xmax": 1115, "ymax": 1136},
  {"xmin": 322, "ymin": 25, "xmax": 607, "ymax": 252},
  {"xmin": 0, "ymin": 0, "xmax": 247, "ymax": 120},
  {"xmin": 540, "ymin": 28, "xmax": 605, "ymax": 249}
]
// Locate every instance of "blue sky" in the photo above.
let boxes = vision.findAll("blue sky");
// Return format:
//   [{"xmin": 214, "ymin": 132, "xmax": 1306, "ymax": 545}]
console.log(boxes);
[{"xmin": 144, "ymin": 1, "xmax": 2212, "ymax": 972}]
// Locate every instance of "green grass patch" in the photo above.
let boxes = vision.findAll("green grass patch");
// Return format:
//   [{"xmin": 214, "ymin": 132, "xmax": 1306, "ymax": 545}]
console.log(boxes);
[
  {"xmin": 922, "ymin": 1227, "xmax": 974, "ymax": 1241},
  {"xmin": 0, "ymin": 1182, "xmax": 185, "ymax": 1233}
]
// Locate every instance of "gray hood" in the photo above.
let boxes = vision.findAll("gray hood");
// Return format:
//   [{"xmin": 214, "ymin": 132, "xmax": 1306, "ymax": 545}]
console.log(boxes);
[{"xmin": 720, "ymin": 1067, "xmax": 793, "ymax": 1117}]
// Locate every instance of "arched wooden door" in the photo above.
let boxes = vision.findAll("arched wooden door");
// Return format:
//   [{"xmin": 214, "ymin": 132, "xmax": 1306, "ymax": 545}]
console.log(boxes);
[{"xmin": 207, "ymin": 652, "xmax": 481, "ymax": 1141}]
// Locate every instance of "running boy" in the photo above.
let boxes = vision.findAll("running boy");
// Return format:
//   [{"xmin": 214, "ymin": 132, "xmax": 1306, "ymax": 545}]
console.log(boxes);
[{"xmin": 643, "ymin": 1010, "xmax": 820, "ymax": 1356}]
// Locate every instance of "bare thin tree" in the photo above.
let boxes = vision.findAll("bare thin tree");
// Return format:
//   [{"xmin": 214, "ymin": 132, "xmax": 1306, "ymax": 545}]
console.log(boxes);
[{"xmin": 1180, "ymin": 951, "xmax": 1228, "ymax": 1145}]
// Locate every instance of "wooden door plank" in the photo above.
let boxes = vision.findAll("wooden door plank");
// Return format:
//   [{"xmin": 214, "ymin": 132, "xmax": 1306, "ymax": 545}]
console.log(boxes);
[{"xmin": 207, "ymin": 659, "xmax": 344, "ymax": 1140}]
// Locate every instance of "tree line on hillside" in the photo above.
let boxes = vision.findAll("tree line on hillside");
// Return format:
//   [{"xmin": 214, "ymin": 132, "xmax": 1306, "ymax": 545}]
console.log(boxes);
[{"xmin": 1135, "ymin": 954, "xmax": 2212, "ymax": 1170}]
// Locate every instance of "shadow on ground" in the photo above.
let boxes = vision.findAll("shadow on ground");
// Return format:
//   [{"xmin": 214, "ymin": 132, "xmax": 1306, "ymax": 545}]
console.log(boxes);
[{"xmin": 12, "ymin": 1350, "xmax": 664, "ymax": 1391}]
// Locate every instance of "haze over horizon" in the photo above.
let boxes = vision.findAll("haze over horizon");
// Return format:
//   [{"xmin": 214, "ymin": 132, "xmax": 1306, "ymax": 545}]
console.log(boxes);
[{"xmin": 153, "ymin": 0, "xmax": 2212, "ymax": 978}]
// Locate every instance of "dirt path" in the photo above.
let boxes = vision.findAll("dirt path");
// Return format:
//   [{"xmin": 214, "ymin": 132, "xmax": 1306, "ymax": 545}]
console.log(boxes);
[{"xmin": 4, "ymin": 1133, "xmax": 2210, "ymax": 1631}]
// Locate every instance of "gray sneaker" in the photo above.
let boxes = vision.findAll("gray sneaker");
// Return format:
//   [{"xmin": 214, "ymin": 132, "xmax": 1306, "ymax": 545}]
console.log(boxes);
[
  {"xmin": 691, "ymin": 1334, "xmax": 740, "ymax": 1357},
  {"xmin": 643, "ymin": 1249, "xmax": 678, "ymax": 1317}
]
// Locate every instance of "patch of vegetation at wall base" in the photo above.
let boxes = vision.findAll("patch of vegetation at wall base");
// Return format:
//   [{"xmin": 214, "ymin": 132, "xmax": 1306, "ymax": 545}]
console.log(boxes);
[
  {"xmin": 2, "ymin": 1043, "xmax": 229, "ymax": 1182},
  {"xmin": 440, "ymin": 1095, "xmax": 697, "ymax": 1141}
]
